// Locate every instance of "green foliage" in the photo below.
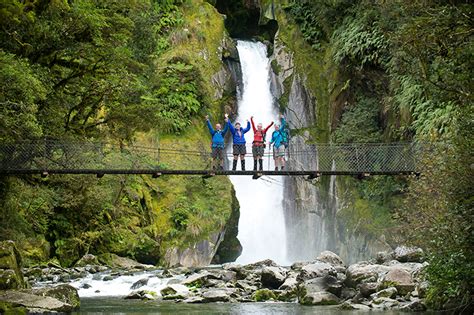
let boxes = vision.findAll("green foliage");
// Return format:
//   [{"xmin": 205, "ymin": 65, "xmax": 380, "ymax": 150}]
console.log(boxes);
[
  {"xmin": 333, "ymin": 96, "xmax": 382, "ymax": 143},
  {"xmin": 142, "ymin": 60, "xmax": 203, "ymax": 133},
  {"xmin": 333, "ymin": 14, "xmax": 389, "ymax": 68}
]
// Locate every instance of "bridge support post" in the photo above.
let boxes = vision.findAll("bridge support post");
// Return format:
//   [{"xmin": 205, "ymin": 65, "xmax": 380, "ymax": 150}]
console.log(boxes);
[
  {"xmin": 96, "ymin": 173, "xmax": 104, "ymax": 178},
  {"xmin": 152, "ymin": 172, "xmax": 162, "ymax": 178}
]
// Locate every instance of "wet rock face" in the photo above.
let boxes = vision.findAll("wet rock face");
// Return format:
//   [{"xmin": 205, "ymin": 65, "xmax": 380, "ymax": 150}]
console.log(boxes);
[
  {"xmin": 30, "ymin": 284, "xmax": 80, "ymax": 309},
  {"xmin": 260, "ymin": 266, "xmax": 287, "ymax": 289}
]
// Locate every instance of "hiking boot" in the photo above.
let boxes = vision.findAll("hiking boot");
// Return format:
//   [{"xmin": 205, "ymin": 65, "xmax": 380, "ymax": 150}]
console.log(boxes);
[
  {"xmin": 232, "ymin": 160, "xmax": 237, "ymax": 171},
  {"xmin": 241, "ymin": 160, "xmax": 245, "ymax": 171}
]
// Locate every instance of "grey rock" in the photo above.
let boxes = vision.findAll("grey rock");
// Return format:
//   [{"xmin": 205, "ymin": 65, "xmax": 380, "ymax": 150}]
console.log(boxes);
[
  {"xmin": 297, "ymin": 261, "xmax": 336, "ymax": 281},
  {"xmin": 371, "ymin": 297, "xmax": 399, "ymax": 309},
  {"xmin": 381, "ymin": 267, "xmax": 415, "ymax": 295},
  {"xmin": 339, "ymin": 301, "xmax": 371, "ymax": 310},
  {"xmin": 102, "ymin": 275, "xmax": 115, "ymax": 281},
  {"xmin": 290, "ymin": 261, "xmax": 309, "ymax": 271},
  {"xmin": 370, "ymin": 287, "xmax": 397, "ymax": 300},
  {"xmin": 394, "ymin": 246, "xmax": 424, "ymax": 263},
  {"xmin": 243, "ymin": 259, "xmax": 278, "ymax": 270},
  {"xmin": 235, "ymin": 280, "xmax": 258, "ymax": 293},
  {"xmin": 0, "ymin": 291, "xmax": 74, "ymax": 312},
  {"xmin": 340, "ymin": 287, "xmax": 357, "ymax": 300},
  {"xmin": 201, "ymin": 289, "xmax": 230, "ymax": 302},
  {"xmin": 345, "ymin": 262, "xmax": 390, "ymax": 287},
  {"xmin": 30, "ymin": 284, "xmax": 80, "ymax": 309},
  {"xmin": 300, "ymin": 291, "xmax": 339, "ymax": 305},
  {"xmin": 182, "ymin": 296, "xmax": 205, "ymax": 303},
  {"xmin": 376, "ymin": 251, "xmax": 394, "ymax": 264},
  {"xmin": 400, "ymin": 299, "xmax": 427, "ymax": 311},
  {"xmin": 130, "ymin": 278, "xmax": 149, "ymax": 290},
  {"xmin": 182, "ymin": 271, "xmax": 219, "ymax": 287},
  {"xmin": 358, "ymin": 282, "xmax": 378, "ymax": 298},
  {"xmin": 160, "ymin": 284, "xmax": 189, "ymax": 297},
  {"xmin": 301, "ymin": 275, "xmax": 342, "ymax": 297},
  {"xmin": 316, "ymin": 251, "xmax": 345, "ymax": 267},
  {"xmin": 260, "ymin": 266, "xmax": 287, "ymax": 289},
  {"xmin": 124, "ymin": 290, "xmax": 157, "ymax": 300},
  {"xmin": 279, "ymin": 277, "xmax": 298, "ymax": 291}
]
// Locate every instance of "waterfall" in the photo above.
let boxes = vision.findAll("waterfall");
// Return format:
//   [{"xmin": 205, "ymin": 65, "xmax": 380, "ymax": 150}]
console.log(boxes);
[{"xmin": 230, "ymin": 41, "xmax": 288, "ymax": 265}]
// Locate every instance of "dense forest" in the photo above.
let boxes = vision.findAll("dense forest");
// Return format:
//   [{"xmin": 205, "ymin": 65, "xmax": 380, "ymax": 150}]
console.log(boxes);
[{"xmin": 0, "ymin": 0, "xmax": 472, "ymax": 311}]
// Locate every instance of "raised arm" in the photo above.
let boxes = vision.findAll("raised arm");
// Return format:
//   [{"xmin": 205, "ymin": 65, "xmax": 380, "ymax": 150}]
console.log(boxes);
[
  {"xmin": 264, "ymin": 121, "xmax": 274, "ymax": 133},
  {"xmin": 227, "ymin": 119, "xmax": 236, "ymax": 134},
  {"xmin": 243, "ymin": 120, "xmax": 251, "ymax": 133},
  {"xmin": 206, "ymin": 119, "xmax": 215, "ymax": 135},
  {"xmin": 280, "ymin": 116, "xmax": 286, "ymax": 131},
  {"xmin": 222, "ymin": 121, "xmax": 229, "ymax": 135},
  {"xmin": 250, "ymin": 116, "xmax": 256, "ymax": 132}
]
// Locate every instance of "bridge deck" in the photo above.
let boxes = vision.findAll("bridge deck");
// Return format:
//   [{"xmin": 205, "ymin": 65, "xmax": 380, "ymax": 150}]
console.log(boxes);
[
  {"xmin": 0, "ymin": 140, "xmax": 422, "ymax": 177},
  {"xmin": 0, "ymin": 169, "xmax": 418, "ymax": 176}
]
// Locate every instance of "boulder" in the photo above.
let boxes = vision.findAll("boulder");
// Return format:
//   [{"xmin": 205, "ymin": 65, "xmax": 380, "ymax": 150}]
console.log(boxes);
[
  {"xmin": 316, "ymin": 251, "xmax": 345, "ymax": 267},
  {"xmin": 300, "ymin": 291, "xmax": 339, "ymax": 306},
  {"xmin": 201, "ymin": 289, "xmax": 230, "ymax": 302},
  {"xmin": 130, "ymin": 278, "xmax": 149, "ymax": 290},
  {"xmin": 74, "ymin": 254, "xmax": 100, "ymax": 267},
  {"xmin": 371, "ymin": 297, "xmax": 399, "ymax": 309},
  {"xmin": 0, "ymin": 291, "xmax": 74, "ymax": 313},
  {"xmin": 380, "ymin": 267, "xmax": 415, "ymax": 295},
  {"xmin": 160, "ymin": 284, "xmax": 189, "ymax": 298},
  {"xmin": 339, "ymin": 301, "xmax": 371, "ymax": 310},
  {"xmin": 235, "ymin": 280, "xmax": 258, "ymax": 293},
  {"xmin": 340, "ymin": 287, "xmax": 357, "ymax": 300},
  {"xmin": 345, "ymin": 262, "xmax": 390, "ymax": 287},
  {"xmin": 98, "ymin": 253, "xmax": 153, "ymax": 270},
  {"xmin": 376, "ymin": 251, "xmax": 394, "ymax": 264},
  {"xmin": 400, "ymin": 299, "xmax": 427, "ymax": 311},
  {"xmin": 0, "ymin": 241, "xmax": 26, "ymax": 290},
  {"xmin": 279, "ymin": 276, "xmax": 298, "ymax": 291},
  {"xmin": 182, "ymin": 296, "xmax": 205, "ymax": 303},
  {"xmin": 260, "ymin": 266, "xmax": 286, "ymax": 289},
  {"xmin": 252, "ymin": 289, "xmax": 277, "ymax": 302},
  {"xmin": 297, "ymin": 261, "xmax": 336, "ymax": 281},
  {"xmin": 182, "ymin": 271, "xmax": 219, "ymax": 288},
  {"xmin": 30, "ymin": 284, "xmax": 80, "ymax": 309},
  {"xmin": 243, "ymin": 259, "xmax": 278, "ymax": 270},
  {"xmin": 301, "ymin": 275, "xmax": 342, "ymax": 297},
  {"xmin": 358, "ymin": 282, "xmax": 378, "ymax": 298},
  {"xmin": 394, "ymin": 246, "xmax": 424, "ymax": 263},
  {"xmin": 370, "ymin": 287, "xmax": 397, "ymax": 300},
  {"xmin": 124, "ymin": 290, "xmax": 157, "ymax": 300}
]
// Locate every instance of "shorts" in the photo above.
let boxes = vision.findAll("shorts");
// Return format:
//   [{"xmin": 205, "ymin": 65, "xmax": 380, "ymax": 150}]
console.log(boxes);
[
  {"xmin": 233, "ymin": 144, "xmax": 247, "ymax": 156},
  {"xmin": 273, "ymin": 145, "xmax": 285, "ymax": 158},
  {"xmin": 252, "ymin": 144, "xmax": 265, "ymax": 157},
  {"xmin": 212, "ymin": 147, "xmax": 224, "ymax": 159}
]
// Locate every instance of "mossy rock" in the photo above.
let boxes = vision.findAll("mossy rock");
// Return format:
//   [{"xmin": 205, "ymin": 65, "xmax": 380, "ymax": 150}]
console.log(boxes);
[
  {"xmin": 32, "ymin": 284, "xmax": 80, "ymax": 309},
  {"xmin": 253, "ymin": 289, "xmax": 277, "ymax": 302},
  {"xmin": 0, "ymin": 241, "xmax": 26, "ymax": 290},
  {"xmin": 0, "ymin": 301, "xmax": 27, "ymax": 315}
]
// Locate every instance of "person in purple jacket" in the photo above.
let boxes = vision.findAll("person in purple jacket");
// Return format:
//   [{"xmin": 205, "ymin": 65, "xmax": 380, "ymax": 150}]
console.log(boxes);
[{"xmin": 227, "ymin": 114, "xmax": 251, "ymax": 171}]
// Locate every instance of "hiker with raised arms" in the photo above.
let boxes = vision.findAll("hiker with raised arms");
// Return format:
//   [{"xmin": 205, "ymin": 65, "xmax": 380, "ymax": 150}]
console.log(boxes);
[
  {"xmin": 250, "ymin": 116, "xmax": 274, "ymax": 171},
  {"xmin": 227, "ymin": 115, "xmax": 251, "ymax": 171},
  {"xmin": 270, "ymin": 114, "xmax": 287, "ymax": 171},
  {"xmin": 206, "ymin": 114, "xmax": 229, "ymax": 170}
]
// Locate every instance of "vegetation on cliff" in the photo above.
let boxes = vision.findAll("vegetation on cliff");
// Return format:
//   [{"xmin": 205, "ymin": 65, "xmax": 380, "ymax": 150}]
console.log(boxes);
[
  {"xmin": 0, "ymin": 0, "xmax": 238, "ymax": 267},
  {"xmin": 278, "ymin": 0, "xmax": 472, "ymax": 310}
]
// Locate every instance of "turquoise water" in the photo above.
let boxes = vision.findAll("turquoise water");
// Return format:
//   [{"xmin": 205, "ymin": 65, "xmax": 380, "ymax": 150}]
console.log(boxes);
[{"xmin": 72, "ymin": 298, "xmax": 439, "ymax": 315}]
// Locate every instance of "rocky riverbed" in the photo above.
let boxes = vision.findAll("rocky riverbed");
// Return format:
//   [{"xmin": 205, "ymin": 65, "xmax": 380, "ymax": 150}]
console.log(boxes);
[{"xmin": 1, "ymin": 239, "xmax": 429, "ymax": 313}]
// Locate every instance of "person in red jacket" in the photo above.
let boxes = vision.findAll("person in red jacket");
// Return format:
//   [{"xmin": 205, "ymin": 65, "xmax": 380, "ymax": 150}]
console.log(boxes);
[{"xmin": 250, "ymin": 116, "xmax": 274, "ymax": 171}]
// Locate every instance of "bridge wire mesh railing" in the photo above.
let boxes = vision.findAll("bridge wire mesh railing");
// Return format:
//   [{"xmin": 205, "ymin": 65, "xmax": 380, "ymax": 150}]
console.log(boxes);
[{"xmin": 0, "ymin": 140, "xmax": 421, "ymax": 173}]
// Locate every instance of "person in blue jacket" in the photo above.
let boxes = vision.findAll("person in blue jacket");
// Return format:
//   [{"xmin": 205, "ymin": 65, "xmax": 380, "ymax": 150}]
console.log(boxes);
[
  {"xmin": 206, "ymin": 114, "xmax": 229, "ymax": 170},
  {"xmin": 270, "ymin": 114, "xmax": 287, "ymax": 171},
  {"xmin": 227, "ymin": 116, "xmax": 251, "ymax": 171}
]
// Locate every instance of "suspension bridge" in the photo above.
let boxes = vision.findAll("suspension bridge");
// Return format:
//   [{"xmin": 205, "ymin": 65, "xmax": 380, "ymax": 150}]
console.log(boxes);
[{"xmin": 0, "ymin": 140, "xmax": 422, "ymax": 179}]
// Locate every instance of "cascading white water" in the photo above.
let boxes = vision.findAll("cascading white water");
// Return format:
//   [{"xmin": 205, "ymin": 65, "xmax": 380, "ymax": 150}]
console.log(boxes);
[{"xmin": 230, "ymin": 41, "xmax": 288, "ymax": 265}]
